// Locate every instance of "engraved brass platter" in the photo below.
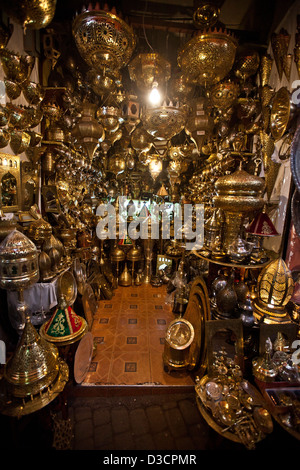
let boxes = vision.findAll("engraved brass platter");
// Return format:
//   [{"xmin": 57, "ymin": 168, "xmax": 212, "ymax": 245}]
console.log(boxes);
[{"xmin": 183, "ymin": 276, "xmax": 210, "ymax": 377}]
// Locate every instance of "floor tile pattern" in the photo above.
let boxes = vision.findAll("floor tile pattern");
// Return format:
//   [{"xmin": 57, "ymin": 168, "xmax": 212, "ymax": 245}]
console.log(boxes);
[{"xmin": 82, "ymin": 285, "xmax": 195, "ymax": 387}]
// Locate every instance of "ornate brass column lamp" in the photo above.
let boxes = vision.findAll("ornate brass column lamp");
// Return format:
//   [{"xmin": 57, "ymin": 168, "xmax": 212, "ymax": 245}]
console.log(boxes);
[
  {"xmin": 213, "ymin": 164, "xmax": 265, "ymax": 253},
  {"xmin": 0, "ymin": 230, "xmax": 68, "ymax": 416}
]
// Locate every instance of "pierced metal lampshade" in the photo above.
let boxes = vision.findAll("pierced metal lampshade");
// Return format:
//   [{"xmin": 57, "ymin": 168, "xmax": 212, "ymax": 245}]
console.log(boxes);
[
  {"xmin": 128, "ymin": 53, "xmax": 171, "ymax": 91},
  {"xmin": 72, "ymin": 9, "xmax": 136, "ymax": 73},
  {"xmin": 142, "ymin": 103, "xmax": 187, "ymax": 141},
  {"xmin": 4, "ymin": 318, "xmax": 60, "ymax": 398},
  {"xmin": 253, "ymin": 258, "xmax": 295, "ymax": 324},
  {"xmin": 178, "ymin": 27, "xmax": 238, "ymax": 87},
  {"xmin": 0, "ymin": 229, "xmax": 39, "ymax": 291},
  {"xmin": 1, "ymin": 0, "xmax": 57, "ymax": 30}
]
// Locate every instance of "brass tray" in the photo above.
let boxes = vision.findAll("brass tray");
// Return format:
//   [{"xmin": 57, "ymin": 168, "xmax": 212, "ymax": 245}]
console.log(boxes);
[
  {"xmin": 291, "ymin": 124, "xmax": 300, "ymax": 194},
  {"xmin": 184, "ymin": 276, "xmax": 210, "ymax": 378}
]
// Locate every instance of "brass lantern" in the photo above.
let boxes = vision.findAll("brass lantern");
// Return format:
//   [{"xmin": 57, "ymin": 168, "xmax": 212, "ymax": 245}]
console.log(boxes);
[
  {"xmin": 128, "ymin": 53, "xmax": 171, "ymax": 93},
  {"xmin": 72, "ymin": 9, "xmax": 136, "ymax": 73},
  {"xmin": 213, "ymin": 166, "xmax": 265, "ymax": 252},
  {"xmin": 72, "ymin": 102, "xmax": 105, "ymax": 162},
  {"xmin": 253, "ymin": 258, "xmax": 295, "ymax": 324},
  {"xmin": 178, "ymin": 27, "xmax": 238, "ymax": 87},
  {"xmin": 185, "ymin": 97, "xmax": 214, "ymax": 153}
]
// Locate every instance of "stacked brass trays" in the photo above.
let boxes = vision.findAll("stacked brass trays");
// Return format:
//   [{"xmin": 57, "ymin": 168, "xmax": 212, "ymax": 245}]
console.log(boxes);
[
  {"xmin": 178, "ymin": 28, "xmax": 238, "ymax": 86},
  {"xmin": 72, "ymin": 10, "xmax": 136, "ymax": 72}
]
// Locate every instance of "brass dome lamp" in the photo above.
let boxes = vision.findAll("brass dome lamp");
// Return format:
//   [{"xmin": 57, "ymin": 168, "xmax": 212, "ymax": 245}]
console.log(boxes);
[
  {"xmin": 72, "ymin": 8, "xmax": 136, "ymax": 73},
  {"xmin": 0, "ymin": 230, "xmax": 68, "ymax": 416},
  {"xmin": 1, "ymin": 0, "xmax": 57, "ymax": 31},
  {"xmin": 213, "ymin": 163, "xmax": 265, "ymax": 252},
  {"xmin": 178, "ymin": 19, "xmax": 238, "ymax": 87}
]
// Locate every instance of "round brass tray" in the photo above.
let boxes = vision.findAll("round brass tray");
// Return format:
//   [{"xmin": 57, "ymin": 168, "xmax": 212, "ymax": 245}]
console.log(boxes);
[
  {"xmin": 0, "ymin": 358, "xmax": 69, "ymax": 417},
  {"xmin": 183, "ymin": 276, "xmax": 210, "ymax": 378},
  {"xmin": 270, "ymin": 87, "xmax": 291, "ymax": 142}
]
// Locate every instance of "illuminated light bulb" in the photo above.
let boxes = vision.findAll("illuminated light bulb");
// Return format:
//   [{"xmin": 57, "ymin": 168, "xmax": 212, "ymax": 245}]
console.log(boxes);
[{"xmin": 148, "ymin": 83, "xmax": 161, "ymax": 106}]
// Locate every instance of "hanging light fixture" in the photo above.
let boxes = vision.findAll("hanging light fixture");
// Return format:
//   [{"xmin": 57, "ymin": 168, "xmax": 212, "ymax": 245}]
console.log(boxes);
[{"xmin": 72, "ymin": 102, "xmax": 105, "ymax": 162}]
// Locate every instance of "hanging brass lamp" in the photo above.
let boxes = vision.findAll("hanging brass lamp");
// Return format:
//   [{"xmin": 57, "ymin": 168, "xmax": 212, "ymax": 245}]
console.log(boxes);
[
  {"xmin": 253, "ymin": 258, "xmax": 294, "ymax": 324},
  {"xmin": 72, "ymin": 102, "xmax": 105, "ymax": 162},
  {"xmin": 178, "ymin": 26, "xmax": 237, "ymax": 87},
  {"xmin": 72, "ymin": 8, "xmax": 136, "ymax": 73},
  {"xmin": 128, "ymin": 53, "xmax": 171, "ymax": 92},
  {"xmin": 1, "ymin": 0, "xmax": 57, "ymax": 31}
]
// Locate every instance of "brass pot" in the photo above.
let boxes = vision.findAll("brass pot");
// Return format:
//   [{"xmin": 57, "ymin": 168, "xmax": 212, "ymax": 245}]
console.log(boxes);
[
  {"xmin": 72, "ymin": 102, "xmax": 105, "ymax": 161},
  {"xmin": 118, "ymin": 263, "xmax": 132, "ymax": 286},
  {"xmin": 27, "ymin": 218, "xmax": 52, "ymax": 248}
]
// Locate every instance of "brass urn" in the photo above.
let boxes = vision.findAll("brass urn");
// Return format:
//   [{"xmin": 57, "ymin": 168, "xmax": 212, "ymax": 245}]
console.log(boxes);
[{"xmin": 213, "ymin": 166, "xmax": 265, "ymax": 252}]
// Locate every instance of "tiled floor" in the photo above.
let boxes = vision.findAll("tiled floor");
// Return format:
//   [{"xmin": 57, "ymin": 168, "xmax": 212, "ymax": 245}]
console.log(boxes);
[{"xmin": 81, "ymin": 284, "xmax": 195, "ymax": 388}]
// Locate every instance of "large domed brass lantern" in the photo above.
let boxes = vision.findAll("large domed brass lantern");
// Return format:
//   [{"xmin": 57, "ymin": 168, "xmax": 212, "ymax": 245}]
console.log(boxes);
[
  {"xmin": 142, "ymin": 103, "xmax": 187, "ymax": 141},
  {"xmin": 0, "ymin": 230, "xmax": 68, "ymax": 416},
  {"xmin": 213, "ymin": 166, "xmax": 265, "ymax": 252},
  {"xmin": 128, "ymin": 53, "xmax": 171, "ymax": 92},
  {"xmin": 178, "ymin": 27, "xmax": 238, "ymax": 87},
  {"xmin": 72, "ymin": 9, "xmax": 136, "ymax": 73},
  {"xmin": 253, "ymin": 258, "xmax": 295, "ymax": 324}
]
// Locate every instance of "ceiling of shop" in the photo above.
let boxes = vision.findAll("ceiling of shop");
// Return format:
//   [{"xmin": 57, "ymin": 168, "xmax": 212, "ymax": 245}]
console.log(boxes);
[{"xmin": 52, "ymin": 0, "xmax": 297, "ymax": 53}]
